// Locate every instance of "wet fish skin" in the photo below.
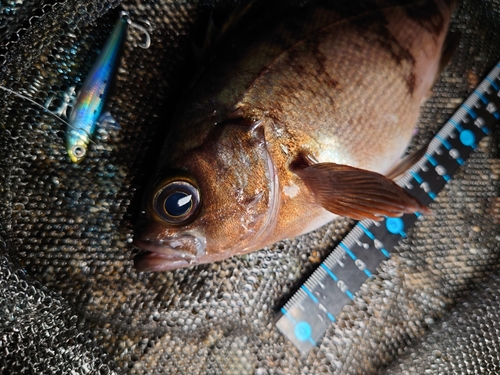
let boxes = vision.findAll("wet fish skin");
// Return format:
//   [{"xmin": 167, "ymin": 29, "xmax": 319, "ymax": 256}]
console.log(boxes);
[{"xmin": 134, "ymin": 0, "xmax": 456, "ymax": 272}]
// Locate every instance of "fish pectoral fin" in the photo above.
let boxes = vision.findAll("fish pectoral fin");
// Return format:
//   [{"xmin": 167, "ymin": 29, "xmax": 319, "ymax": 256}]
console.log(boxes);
[
  {"xmin": 293, "ymin": 162, "xmax": 429, "ymax": 221},
  {"xmin": 385, "ymin": 142, "xmax": 430, "ymax": 181},
  {"xmin": 97, "ymin": 111, "xmax": 121, "ymax": 130}
]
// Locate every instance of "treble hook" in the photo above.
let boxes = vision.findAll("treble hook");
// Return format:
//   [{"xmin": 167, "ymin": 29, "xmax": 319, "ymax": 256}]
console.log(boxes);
[{"xmin": 120, "ymin": 10, "xmax": 152, "ymax": 49}]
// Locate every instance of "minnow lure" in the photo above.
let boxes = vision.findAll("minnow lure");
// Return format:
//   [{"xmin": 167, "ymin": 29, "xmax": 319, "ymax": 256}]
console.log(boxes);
[
  {"xmin": 67, "ymin": 12, "xmax": 151, "ymax": 163},
  {"xmin": 0, "ymin": 11, "xmax": 151, "ymax": 163}
]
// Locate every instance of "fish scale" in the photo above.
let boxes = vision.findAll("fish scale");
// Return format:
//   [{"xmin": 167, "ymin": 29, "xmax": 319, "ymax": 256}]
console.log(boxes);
[{"xmin": 276, "ymin": 60, "xmax": 500, "ymax": 355}]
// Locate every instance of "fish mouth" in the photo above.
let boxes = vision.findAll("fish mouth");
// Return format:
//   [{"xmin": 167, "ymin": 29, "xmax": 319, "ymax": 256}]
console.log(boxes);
[{"xmin": 133, "ymin": 235, "xmax": 206, "ymax": 272}]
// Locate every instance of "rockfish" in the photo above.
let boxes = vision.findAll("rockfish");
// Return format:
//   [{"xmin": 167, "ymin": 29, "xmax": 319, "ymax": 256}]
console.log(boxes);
[{"xmin": 134, "ymin": 0, "xmax": 457, "ymax": 271}]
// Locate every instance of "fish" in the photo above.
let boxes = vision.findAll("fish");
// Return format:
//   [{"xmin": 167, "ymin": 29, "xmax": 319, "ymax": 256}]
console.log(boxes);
[
  {"xmin": 133, "ymin": 0, "xmax": 457, "ymax": 272},
  {"xmin": 66, "ymin": 15, "xmax": 129, "ymax": 163}
]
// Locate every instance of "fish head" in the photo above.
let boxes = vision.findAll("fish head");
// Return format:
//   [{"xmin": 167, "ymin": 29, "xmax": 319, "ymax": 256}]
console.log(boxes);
[
  {"xmin": 66, "ymin": 128, "xmax": 90, "ymax": 163},
  {"xmin": 133, "ymin": 119, "xmax": 280, "ymax": 272}
]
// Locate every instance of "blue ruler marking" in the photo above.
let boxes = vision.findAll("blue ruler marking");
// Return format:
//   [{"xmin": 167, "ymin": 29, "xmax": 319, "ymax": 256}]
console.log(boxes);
[
  {"xmin": 435, "ymin": 134, "xmax": 465, "ymax": 165},
  {"xmin": 462, "ymin": 104, "xmax": 478, "ymax": 119},
  {"xmin": 357, "ymin": 223, "xmax": 375, "ymax": 240},
  {"xmin": 449, "ymin": 118, "xmax": 463, "ymax": 131},
  {"xmin": 339, "ymin": 243, "xmax": 373, "ymax": 278},
  {"xmin": 326, "ymin": 312, "xmax": 336, "ymax": 322},
  {"xmin": 301, "ymin": 286, "xmax": 319, "ymax": 304},
  {"xmin": 486, "ymin": 76, "xmax": 499, "ymax": 90},
  {"xmin": 320, "ymin": 264, "xmax": 355, "ymax": 300},
  {"xmin": 321, "ymin": 264, "xmax": 338, "ymax": 282},
  {"xmin": 357, "ymin": 222, "xmax": 391, "ymax": 258},
  {"xmin": 410, "ymin": 170, "xmax": 423, "ymax": 183},
  {"xmin": 276, "ymin": 60, "xmax": 500, "ymax": 355},
  {"xmin": 474, "ymin": 90, "xmax": 488, "ymax": 104},
  {"xmin": 385, "ymin": 217, "xmax": 407, "ymax": 237},
  {"xmin": 281, "ymin": 307, "xmax": 296, "ymax": 323}
]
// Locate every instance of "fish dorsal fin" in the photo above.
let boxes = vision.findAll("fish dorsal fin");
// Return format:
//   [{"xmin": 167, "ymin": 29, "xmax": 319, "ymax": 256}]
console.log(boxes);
[
  {"xmin": 292, "ymin": 159, "xmax": 429, "ymax": 221},
  {"xmin": 385, "ymin": 141, "xmax": 430, "ymax": 181}
]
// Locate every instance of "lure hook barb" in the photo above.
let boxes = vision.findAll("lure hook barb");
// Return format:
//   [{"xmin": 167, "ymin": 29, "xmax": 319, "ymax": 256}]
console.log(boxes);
[{"xmin": 120, "ymin": 10, "xmax": 152, "ymax": 49}]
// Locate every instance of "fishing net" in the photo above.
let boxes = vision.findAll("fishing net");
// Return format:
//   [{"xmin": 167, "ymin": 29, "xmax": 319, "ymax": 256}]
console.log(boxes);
[{"xmin": 0, "ymin": 0, "xmax": 499, "ymax": 374}]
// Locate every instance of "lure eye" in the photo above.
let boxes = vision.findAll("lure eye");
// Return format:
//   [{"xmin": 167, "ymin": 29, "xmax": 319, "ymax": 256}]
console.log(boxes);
[
  {"xmin": 153, "ymin": 179, "xmax": 201, "ymax": 225},
  {"xmin": 72, "ymin": 145, "xmax": 86, "ymax": 158}
]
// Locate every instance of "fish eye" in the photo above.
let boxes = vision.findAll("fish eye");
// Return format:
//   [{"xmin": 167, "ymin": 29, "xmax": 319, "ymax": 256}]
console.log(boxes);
[{"xmin": 152, "ymin": 179, "xmax": 201, "ymax": 225}]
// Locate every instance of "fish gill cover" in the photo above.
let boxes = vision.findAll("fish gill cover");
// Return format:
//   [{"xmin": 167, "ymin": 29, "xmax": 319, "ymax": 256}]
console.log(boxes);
[{"xmin": 0, "ymin": 0, "xmax": 499, "ymax": 374}]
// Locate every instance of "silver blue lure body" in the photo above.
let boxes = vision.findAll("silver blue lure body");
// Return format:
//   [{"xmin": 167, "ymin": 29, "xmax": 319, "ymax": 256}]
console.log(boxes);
[{"xmin": 66, "ymin": 16, "xmax": 128, "ymax": 163}]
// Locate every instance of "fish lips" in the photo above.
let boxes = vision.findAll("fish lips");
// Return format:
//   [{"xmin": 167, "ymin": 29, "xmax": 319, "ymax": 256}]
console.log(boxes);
[{"xmin": 133, "ymin": 235, "xmax": 206, "ymax": 272}]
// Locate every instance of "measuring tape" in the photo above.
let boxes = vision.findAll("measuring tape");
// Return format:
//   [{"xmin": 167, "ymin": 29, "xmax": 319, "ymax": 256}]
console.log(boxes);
[{"xmin": 276, "ymin": 61, "xmax": 499, "ymax": 354}]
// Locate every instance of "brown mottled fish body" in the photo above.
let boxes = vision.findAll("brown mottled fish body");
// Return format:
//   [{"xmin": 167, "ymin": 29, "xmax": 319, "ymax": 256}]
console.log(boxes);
[{"xmin": 134, "ymin": 0, "xmax": 456, "ymax": 271}]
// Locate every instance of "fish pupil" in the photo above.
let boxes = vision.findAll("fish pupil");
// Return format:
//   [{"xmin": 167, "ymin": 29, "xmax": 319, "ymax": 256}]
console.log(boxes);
[
  {"xmin": 153, "ymin": 178, "xmax": 200, "ymax": 224},
  {"xmin": 165, "ymin": 192, "xmax": 192, "ymax": 217}
]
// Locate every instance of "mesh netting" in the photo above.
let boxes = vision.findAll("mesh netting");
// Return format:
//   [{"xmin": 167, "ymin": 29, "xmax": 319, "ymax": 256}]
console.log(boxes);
[{"xmin": 0, "ymin": 0, "xmax": 499, "ymax": 374}]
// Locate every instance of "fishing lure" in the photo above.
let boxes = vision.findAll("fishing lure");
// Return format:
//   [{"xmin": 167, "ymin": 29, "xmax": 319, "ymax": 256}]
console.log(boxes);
[
  {"xmin": 0, "ymin": 11, "xmax": 151, "ymax": 163},
  {"xmin": 67, "ymin": 11, "xmax": 151, "ymax": 163}
]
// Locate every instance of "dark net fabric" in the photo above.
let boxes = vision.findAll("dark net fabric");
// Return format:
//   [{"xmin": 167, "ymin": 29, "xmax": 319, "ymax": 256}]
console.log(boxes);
[{"xmin": 0, "ymin": 0, "xmax": 499, "ymax": 374}]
